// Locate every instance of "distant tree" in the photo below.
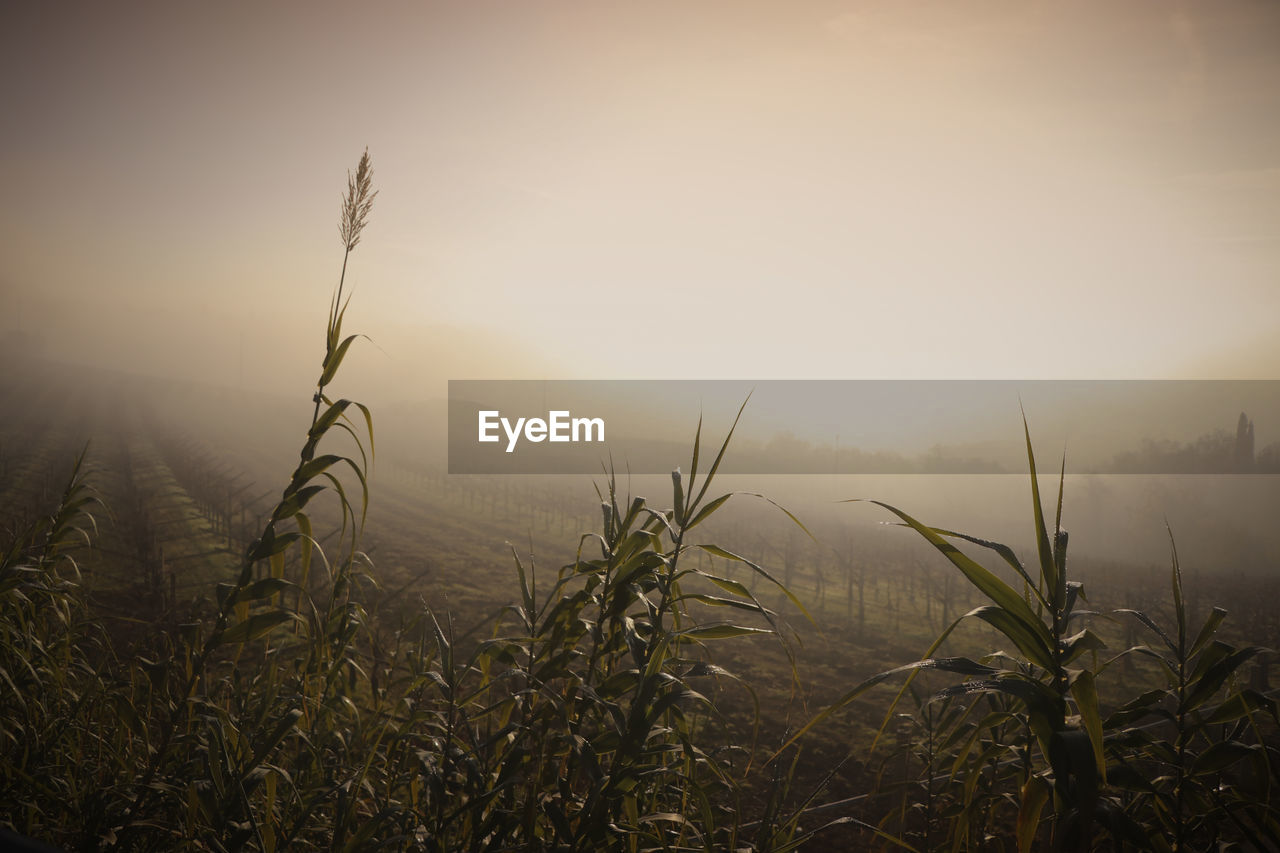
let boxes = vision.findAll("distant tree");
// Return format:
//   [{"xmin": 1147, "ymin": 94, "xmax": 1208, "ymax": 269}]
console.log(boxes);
[
  {"xmin": 1113, "ymin": 416, "xmax": 1256, "ymax": 474},
  {"xmin": 1257, "ymin": 441, "xmax": 1280, "ymax": 473},
  {"xmin": 1235, "ymin": 411, "xmax": 1255, "ymax": 471}
]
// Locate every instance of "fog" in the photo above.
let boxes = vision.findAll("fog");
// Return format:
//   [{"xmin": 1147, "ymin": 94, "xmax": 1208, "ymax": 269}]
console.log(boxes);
[
  {"xmin": 9, "ymin": 10, "xmax": 1280, "ymax": 848},
  {"xmin": 5, "ymin": 1, "xmax": 1280, "ymax": 398},
  {"xmin": 4, "ymin": 3, "xmax": 1280, "ymax": 591},
  {"xmin": 8, "ymin": 353, "xmax": 1271, "ymax": 586}
]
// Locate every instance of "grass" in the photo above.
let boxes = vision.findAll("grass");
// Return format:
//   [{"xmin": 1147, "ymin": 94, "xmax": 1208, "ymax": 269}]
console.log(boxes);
[
  {"xmin": 783, "ymin": 420, "xmax": 1279, "ymax": 851},
  {"xmin": 1, "ymin": 152, "xmax": 1276, "ymax": 851}
]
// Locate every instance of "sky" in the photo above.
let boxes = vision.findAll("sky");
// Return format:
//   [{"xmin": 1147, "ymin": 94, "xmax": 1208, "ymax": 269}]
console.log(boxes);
[{"xmin": 3, "ymin": 1, "xmax": 1280, "ymax": 403}]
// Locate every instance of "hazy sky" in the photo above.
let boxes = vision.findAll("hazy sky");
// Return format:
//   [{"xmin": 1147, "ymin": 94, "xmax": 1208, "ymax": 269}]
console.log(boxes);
[{"xmin": 4, "ymin": 1, "xmax": 1280, "ymax": 399}]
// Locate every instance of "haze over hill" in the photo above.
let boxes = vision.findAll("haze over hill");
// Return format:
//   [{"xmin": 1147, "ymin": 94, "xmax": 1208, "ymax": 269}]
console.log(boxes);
[
  {"xmin": 4, "ymin": 1, "xmax": 1280, "ymax": 399},
  {"xmin": 3, "ymin": 0, "xmax": 1280, "ymax": 590}
]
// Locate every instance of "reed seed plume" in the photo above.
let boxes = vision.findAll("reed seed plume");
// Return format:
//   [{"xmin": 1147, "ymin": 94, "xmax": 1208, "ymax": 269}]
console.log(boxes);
[
  {"xmin": 339, "ymin": 148, "xmax": 377, "ymax": 253},
  {"xmin": 331, "ymin": 148, "xmax": 375, "ymax": 328},
  {"xmin": 315, "ymin": 148, "xmax": 376, "ymax": 429}
]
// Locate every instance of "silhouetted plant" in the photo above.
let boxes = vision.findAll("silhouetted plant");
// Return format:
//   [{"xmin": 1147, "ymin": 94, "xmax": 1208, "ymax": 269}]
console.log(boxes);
[
  {"xmin": 0, "ymin": 152, "xmax": 838, "ymax": 852},
  {"xmin": 3, "ymin": 151, "xmax": 1276, "ymax": 852},
  {"xmin": 789, "ymin": 417, "xmax": 1277, "ymax": 852},
  {"xmin": 1105, "ymin": 532, "xmax": 1277, "ymax": 851}
]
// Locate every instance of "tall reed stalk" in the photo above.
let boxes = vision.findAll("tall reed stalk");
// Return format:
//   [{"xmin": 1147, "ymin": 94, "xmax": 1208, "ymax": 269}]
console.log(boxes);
[{"xmin": 786, "ymin": 416, "xmax": 1277, "ymax": 851}]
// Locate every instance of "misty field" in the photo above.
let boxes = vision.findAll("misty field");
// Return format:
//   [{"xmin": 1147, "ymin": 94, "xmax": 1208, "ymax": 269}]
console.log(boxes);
[{"xmin": 3, "ymin": 155, "xmax": 1278, "ymax": 852}]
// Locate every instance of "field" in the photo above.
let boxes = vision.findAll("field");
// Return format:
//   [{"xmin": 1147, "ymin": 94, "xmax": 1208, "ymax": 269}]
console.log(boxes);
[
  {"xmin": 3, "ymin": 149, "xmax": 1279, "ymax": 852},
  {"xmin": 3, "ymin": 351, "xmax": 1278, "ymax": 851}
]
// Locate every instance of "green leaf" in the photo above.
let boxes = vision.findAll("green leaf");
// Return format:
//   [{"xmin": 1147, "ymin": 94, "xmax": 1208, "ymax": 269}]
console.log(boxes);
[
  {"xmin": 671, "ymin": 467, "xmax": 685, "ymax": 523},
  {"xmin": 968, "ymin": 605, "xmax": 1056, "ymax": 670},
  {"xmin": 1189, "ymin": 607, "xmax": 1228, "ymax": 658},
  {"xmin": 221, "ymin": 611, "xmax": 299, "ymax": 645},
  {"xmin": 1169, "ymin": 526, "xmax": 1186, "ymax": 654},
  {"xmin": 249, "ymin": 708, "xmax": 303, "ymax": 769},
  {"xmin": 290, "ymin": 454, "xmax": 344, "ymax": 487},
  {"xmin": 862, "ymin": 500, "xmax": 1054, "ymax": 655},
  {"xmin": 239, "ymin": 577, "xmax": 294, "ymax": 602},
  {"xmin": 1204, "ymin": 688, "xmax": 1278, "ymax": 725},
  {"xmin": 689, "ymin": 393, "xmax": 751, "ymax": 513},
  {"xmin": 310, "ymin": 400, "xmax": 352, "ymax": 440},
  {"xmin": 681, "ymin": 624, "xmax": 772, "ymax": 640},
  {"xmin": 511, "ymin": 546, "xmax": 535, "ymax": 621},
  {"xmin": 932, "ymin": 526, "xmax": 1048, "ymax": 611},
  {"xmin": 684, "ymin": 493, "xmax": 731, "ymax": 531},
  {"xmin": 352, "ymin": 401, "xmax": 375, "ymax": 462},
  {"xmin": 1070, "ymin": 669, "xmax": 1107, "ymax": 782},
  {"xmin": 697, "ymin": 543, "xmax": 814, "ymax": 625},
  {"xmin": 700, "ymin": 573, "xmax": 753, "ymax": 600},
  {"xmin": 297, "ymin": 512, "xmax": 314, "ymax": 590},
  {"xmin": 1115, "ymin": 608, "xmax": 1176, "ymax": 654},
  {"xmin": 271, "ymin": 485, "xmax": 326, "ymax": 522},
  {"xmin": 673, "ymin": 593, "xmax": 766, "ymax": 613},
  {"xmin": 1017, "ymin": 775, "xmax": 1051, "ymax": 853},
  {"xmin": 1191, "ymin": 741, "xmax": 1259, "ymax": 775},
  {"xmin": 646, "ymin": 687, "xmax": 710, "ymax": 722},
  {"xmin": 1104, "ymin": 688, "xmax": 1166, "ymax": 729},
  {"xmin": 249, "ymin": 529, "xmax": 301, "ymax": 562},
  {"xmin": 1021, "ymin": 413, "xmax": 1059, "ymax": 611},
  {"xmin": 1062, "ymin": 628, "xmax": 1107, "ymax": 664},
  {"xmin": 318, "ymin": 334, "xmax": 358, "ymax": 388},
  {"xmin": 688, "ymin": 413, "xmax": 703, "ymax": 485},
  {"xmin": 935, "ymin": 674, "xmax": 1060, "ymax": 718},
  {"xmin": 1185, "ymin": 645, "xmax": 1263, "ymax": 711}
]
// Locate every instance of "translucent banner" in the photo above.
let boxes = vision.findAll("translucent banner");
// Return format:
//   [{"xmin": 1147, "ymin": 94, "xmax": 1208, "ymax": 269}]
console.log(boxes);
[{"xmin": 447, "ymin": 380, "xmax": 1280, "ymax": 475}]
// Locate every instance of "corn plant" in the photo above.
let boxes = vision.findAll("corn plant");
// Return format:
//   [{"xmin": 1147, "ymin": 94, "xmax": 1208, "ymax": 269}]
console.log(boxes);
[
  {"xmin": 786, "ymin": 416, "xmax": 1277, "ymax": 852},
  {"xmin": 1105, "ymin": 532, "xmax": 1278, "ymax": 851},
  {"xmin": 3, "ymin": 149, "xmax": 854, "ymax": 851},
  {"xmin": 785, "ymin": 419, "xmax": 1108, "ymax": 849},
  {"xmin": 0, "ymin": 447, "xmax": 102, "ymax": 829},
  {"xmin": 373, "ymin": 405, "xmax": 832, "ymax": 850},
  {"xmin": 875, "ymin": 689, "xmax": 971, "ymax": 850},
  {"xmin": 92, "ymin": 149, "xmax": 381, "ymax": 850}
]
